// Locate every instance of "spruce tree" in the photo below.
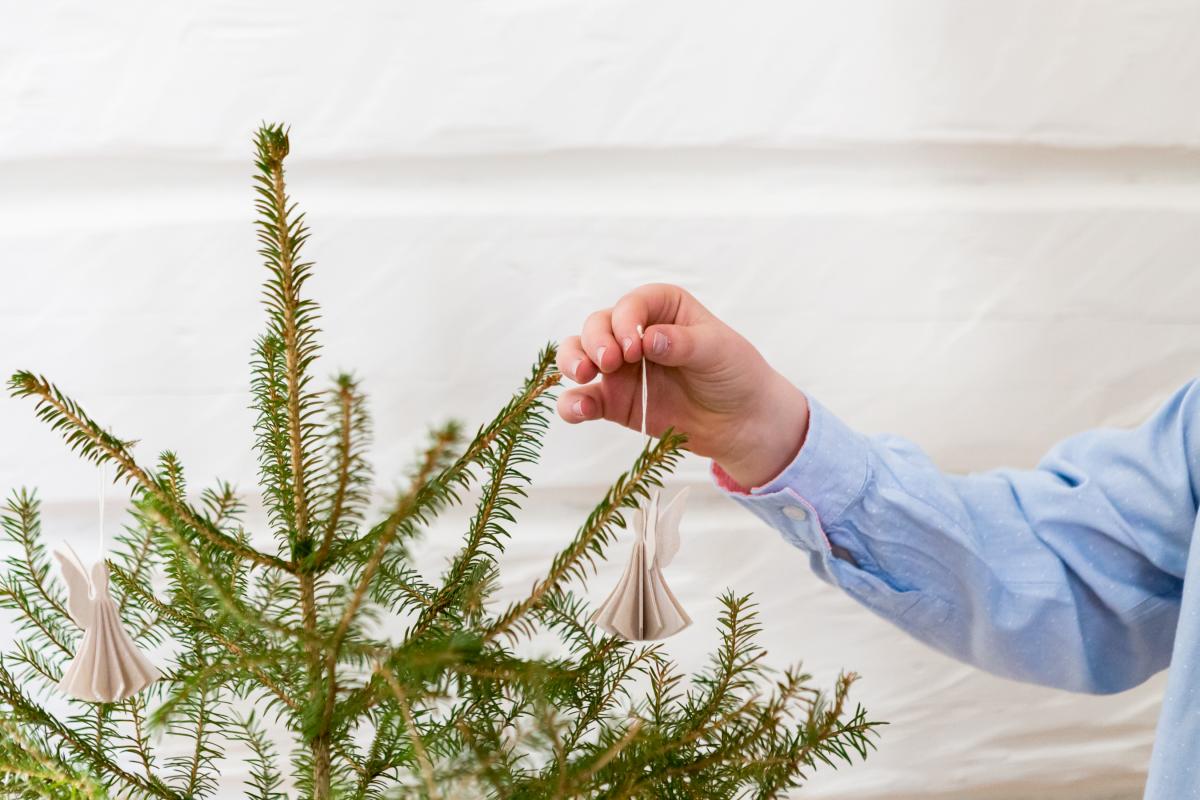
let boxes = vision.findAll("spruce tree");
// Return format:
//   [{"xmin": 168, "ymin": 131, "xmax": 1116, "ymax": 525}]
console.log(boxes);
[{"xmin": 0, "ymin": 124, "xmax": 878, "ymax": 798}]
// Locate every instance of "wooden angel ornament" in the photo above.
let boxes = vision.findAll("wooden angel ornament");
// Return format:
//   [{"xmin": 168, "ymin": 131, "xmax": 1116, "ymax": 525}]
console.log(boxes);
[
  {"xmin": 591, "ymin": 325, "xmax": 693, "ymax": 641},
  {"xmin": 55, "ymin": 544, "xmax": 159, "ymax": 703}
]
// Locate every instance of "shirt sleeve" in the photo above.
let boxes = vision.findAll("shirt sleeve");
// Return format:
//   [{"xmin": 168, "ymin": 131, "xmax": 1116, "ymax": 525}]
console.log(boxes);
[{"xmin": 713, "ymin": 381, "xmax": 1200, "ymax": 694}]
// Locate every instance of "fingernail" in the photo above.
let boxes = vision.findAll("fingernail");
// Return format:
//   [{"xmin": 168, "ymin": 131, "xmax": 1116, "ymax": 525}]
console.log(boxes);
[
  {"xmin": 572, "ymin": 399, "xmax": 585, "ymax": 417},
  {"xmin": 650, "ymin": 332, "xmax": 668, "ymax": 355},
  {"xmin": 596, "ymin": 346, "xmax": 608, "ymax": 369},
  {"xmin": 621, "ymin": 337, "xmax": 634, "ymax": 355},
  {"xmin": 570, "ymin": 358, "xmax": 583, "ymax": 379}
]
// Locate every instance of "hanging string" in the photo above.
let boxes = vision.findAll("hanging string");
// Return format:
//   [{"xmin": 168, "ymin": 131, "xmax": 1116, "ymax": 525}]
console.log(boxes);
[{"xmin": 637, "ymin": 324, "xmax": 650, "ymax": 444}]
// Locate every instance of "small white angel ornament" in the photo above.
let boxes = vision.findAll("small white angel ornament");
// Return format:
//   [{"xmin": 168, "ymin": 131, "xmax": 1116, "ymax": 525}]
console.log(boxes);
[
  {"xmin": 590, "ymin": 324, "xmax": 693, "ymax": 642},
  {"xmin": 55, "ymin": 544, "xmax": 159, "ymax": 703},
  {"xmin": 54, "ymin": 476, "xmax": 159, "ymax": 705},
  {"xmin": 591, "ymin": 486, "xmax": 692, "ymax": 640}
]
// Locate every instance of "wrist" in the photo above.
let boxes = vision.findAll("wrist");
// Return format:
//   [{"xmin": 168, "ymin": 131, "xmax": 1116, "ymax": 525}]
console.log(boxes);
[{"xmin": 716, "ymin": 373, "xmax": 809, "ymax": 489}]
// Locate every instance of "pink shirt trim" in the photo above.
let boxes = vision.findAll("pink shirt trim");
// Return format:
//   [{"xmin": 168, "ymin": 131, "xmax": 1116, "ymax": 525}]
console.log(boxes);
[{"xmin": 710, "ymin": 461, "xmax": 753, "ymax": 494}]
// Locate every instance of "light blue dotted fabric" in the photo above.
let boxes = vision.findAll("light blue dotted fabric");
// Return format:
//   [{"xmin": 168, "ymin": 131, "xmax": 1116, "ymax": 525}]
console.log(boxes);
[{"xmin": 715, "ymin": 383, "xmax": 1200, "ymax": 798}]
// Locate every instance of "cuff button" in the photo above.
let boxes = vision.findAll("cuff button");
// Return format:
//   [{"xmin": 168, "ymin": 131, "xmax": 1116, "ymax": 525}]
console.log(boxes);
[{"xmin": 783, "ymin": 505, "xmax": 808, "ymax": 522}]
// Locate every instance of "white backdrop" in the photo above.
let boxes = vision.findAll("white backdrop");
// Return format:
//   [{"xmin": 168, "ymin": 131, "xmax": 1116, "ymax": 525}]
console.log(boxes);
[{"xmin": 4, "ymin": 2, "xmax": 1200, "ymax": 797}]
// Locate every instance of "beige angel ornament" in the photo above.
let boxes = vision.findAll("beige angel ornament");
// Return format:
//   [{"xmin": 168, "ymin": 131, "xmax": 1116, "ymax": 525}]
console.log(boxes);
[
  {"xmin": 54, "ymin": 475, "xmax": 159, "ymax": 703},
  {"xmin": 55, "ymin": 544, "xmax": 159, "ymax": 702},
  {"xmin": 591, "ymin": 486, "xmax": 692, "ymax": 640},
  {"xmin": 591, "ymin": 325, "xmax": 692, "ymax": 641}
]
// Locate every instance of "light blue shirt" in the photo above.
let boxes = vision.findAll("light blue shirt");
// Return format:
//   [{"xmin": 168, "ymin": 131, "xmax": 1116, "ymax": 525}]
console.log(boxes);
[{"xmin": 715, "ymin": 381, "xmax": 1200, "ymax": 798}]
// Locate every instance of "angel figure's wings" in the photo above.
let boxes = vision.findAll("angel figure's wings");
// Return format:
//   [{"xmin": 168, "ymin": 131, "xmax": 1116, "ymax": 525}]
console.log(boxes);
[
  {"xmin": 652, "ymin": 486, "xmax": 688, "ymax": 570},
  {"xmin": 54, "ymin": 544, "xmax": 94, "ymax": 630}
]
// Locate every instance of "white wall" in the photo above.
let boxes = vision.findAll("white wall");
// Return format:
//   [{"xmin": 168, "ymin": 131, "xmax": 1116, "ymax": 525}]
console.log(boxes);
[{"xmin": 3, "ymin": 2, "xmax": 1200, "ymax": 796}]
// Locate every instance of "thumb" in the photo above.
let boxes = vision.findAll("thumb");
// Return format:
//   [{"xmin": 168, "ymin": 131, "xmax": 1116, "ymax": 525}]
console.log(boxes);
[{"xmin": 640, "ymin": 322, "xmax": 724, "ymax": 370}]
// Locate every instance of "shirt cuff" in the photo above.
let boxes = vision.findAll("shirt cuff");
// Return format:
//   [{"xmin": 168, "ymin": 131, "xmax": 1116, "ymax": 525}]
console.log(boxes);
[{"xmin": 709, "ymin": 393, "xmax": 871, "ymax": 554}]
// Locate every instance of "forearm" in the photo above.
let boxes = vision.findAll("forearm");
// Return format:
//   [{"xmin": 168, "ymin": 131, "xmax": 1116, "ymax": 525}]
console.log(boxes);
[{"xmin": 715, "ymin": 384, "xmax": 1198, "ymax": 693}]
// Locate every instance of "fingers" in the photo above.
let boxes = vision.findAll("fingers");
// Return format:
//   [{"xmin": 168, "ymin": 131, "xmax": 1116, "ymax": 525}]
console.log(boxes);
[
  {"xmin": 610, "ymin": 283, "xmax": 690, "ymax": 364},
  {"xmin": 557, "ymin": 384, "xmax": 606, "ymax": 424},
  {"xmin": 581, "ymin": 308, "xmax": 622, "ymax": 374},
  {"xmin": 559, "ymin": 283, "xmax": 713, "ymax": 391},
  {"xmin": 556, "ymin": 336, "xmax": 597, "ymax": 383}
]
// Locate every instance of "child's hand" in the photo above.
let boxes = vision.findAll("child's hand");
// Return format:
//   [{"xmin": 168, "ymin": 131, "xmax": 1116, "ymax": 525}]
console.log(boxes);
[{"xmin": 557, "ymin": 284, "xmax": 810, "ymax": 488}]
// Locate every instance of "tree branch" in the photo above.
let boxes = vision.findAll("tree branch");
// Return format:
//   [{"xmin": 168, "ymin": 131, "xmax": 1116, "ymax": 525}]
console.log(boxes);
[{"xmin": 8, "ymin": 372, "xmax": 291, "ymax": 572}]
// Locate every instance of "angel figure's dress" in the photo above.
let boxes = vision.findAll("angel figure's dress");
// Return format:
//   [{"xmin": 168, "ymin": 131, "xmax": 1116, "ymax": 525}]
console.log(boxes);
[
  {"xmin": 592, "ymin": 487, "xmax": 692, "ymax": 641},
  {"xmin": 55, "ymin": 546, "xmax": 159, "ymax": 703}
]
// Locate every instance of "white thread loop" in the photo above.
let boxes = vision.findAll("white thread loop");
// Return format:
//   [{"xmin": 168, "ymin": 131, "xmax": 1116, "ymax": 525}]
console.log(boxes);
[{"xmin": 637, "ymin": 324, "xmax": 649, "ymax": 442}]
